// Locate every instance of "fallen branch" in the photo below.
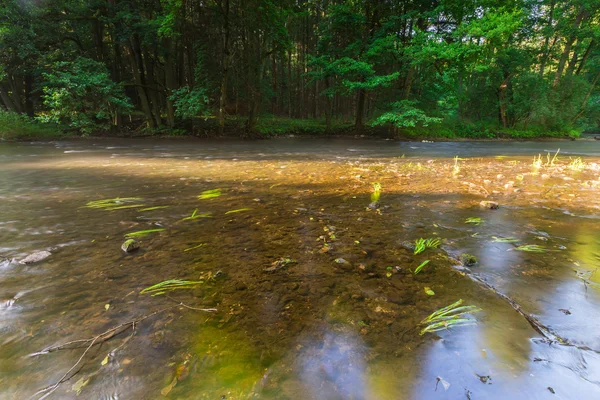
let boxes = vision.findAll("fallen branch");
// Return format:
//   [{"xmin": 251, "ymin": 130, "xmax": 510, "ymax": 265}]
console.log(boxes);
[
  {"xmin": 468, "ymin": 274, "xmax": 566, "ymax": 343},
  {"xmin": 30, "ymin": 303, "xmax": 216, "ymax": 399},
  {"xmin": 467, "ymin": 272, "xmax": 600, "ymax": 355}
]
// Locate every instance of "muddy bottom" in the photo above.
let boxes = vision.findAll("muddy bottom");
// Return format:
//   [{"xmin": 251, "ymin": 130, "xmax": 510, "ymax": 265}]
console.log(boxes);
[{"xmin": 1, "ymin": 139, "xmax": 600, "ymax": 400}]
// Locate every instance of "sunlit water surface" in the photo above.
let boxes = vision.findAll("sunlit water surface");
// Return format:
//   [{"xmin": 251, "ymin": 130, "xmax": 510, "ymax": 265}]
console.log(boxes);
[{"xmin": 1, "ymin": 138, "xmax": 600, "ymax": 400}]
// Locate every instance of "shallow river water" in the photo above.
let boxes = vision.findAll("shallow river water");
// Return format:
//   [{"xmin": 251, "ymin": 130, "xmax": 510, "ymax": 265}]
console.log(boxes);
[{"xmin": 1, "ymin": 138, "xmax": 600, "ymax": 400}]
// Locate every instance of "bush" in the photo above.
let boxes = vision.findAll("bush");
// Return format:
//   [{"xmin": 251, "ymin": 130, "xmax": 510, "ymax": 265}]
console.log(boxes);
[
  {"xmin": 0, "ymin": 110, "xmax": 62, "ymax": 140},
  {"xmin": 39, "ymin": 57, "xmax": 132, "ymax": 134}
]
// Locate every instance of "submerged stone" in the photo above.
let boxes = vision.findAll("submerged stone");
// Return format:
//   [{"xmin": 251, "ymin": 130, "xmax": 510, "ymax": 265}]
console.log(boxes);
[
  {"xmin": 480, "ymin": 200, "xmax": 499, "ymax": 209},
  {"xmin": 368, "ymin": 201, "xmax": 380, "ymax": 210},
  {"xmin": 19, "ymin": 251, "xmax": 52, "ymax": 264},
  {"xmin": 121, "ymin": 239, "xmax": 140, "ymax": 253}
]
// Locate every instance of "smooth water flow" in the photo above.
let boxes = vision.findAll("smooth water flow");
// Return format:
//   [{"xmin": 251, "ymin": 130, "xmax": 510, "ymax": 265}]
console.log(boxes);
[{"xmin": 1, "ymin": 139, "xmax": 600, "ymax": 399}]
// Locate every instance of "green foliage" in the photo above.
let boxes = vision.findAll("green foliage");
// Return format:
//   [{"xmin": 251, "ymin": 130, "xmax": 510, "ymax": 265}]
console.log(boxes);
[
  {"xmin": 125, "ymin": 229, "xmax": 166, "ymax": 238},
  {"xmin": 38, "ymin": 58, "xmax": 132, "ymax": 134},
  {"xmin": 85, "ymin": 198, "xmax": 145, "ymax": 210},
  {"xmin": 414, "ymin": 238, "xmax": 441, "ymax": 255},
  {"xmin": 170, "ymin": 86, "xmax": 210, "ymax": 120},
  {"xmin": 198, "ymin": 189, "xmax": 222, "ymax": 200},
  {"xmin": 419, "ymin": 299, "xmax": 481, "ymax": 335},
  {"xmin": 0, "ymin": 110, "xmax": 62, "ymax": 140},
  {"xmin": 0, "ymin": 0, "xmax": 598, "ymax": 137},
  {"xmin": 414, "ymin": 260, "xmax": 430, "ymax": 275},
  {"xmin": 373, "ymin": 101, "xmax": 442, "ymax": 128},
  {"xmin": 515, "ymin": 244, "xmax": 547, "ymax": 253},
  {"xmin": 371, "ymin": 182, "xmax": 381, "ymax": 203},
  {"xmin": 254, "ymin": 117, "xmax": 352, "ymax": 136},
  {"xmin": 140, "ymin": 279, "xmax": 204, "ymax": 296}
]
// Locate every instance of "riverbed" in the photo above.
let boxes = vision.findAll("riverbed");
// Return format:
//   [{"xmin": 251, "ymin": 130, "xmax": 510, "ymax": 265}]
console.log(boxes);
[{"xmin": 1, "ymin": 138, "xmax": 600, "ymax": 399}]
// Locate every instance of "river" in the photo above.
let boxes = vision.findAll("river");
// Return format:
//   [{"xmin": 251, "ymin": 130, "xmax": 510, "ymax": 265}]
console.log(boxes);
[{"xmin": 1, "ymin": 138, "xmax": 600, "ymax": 399}]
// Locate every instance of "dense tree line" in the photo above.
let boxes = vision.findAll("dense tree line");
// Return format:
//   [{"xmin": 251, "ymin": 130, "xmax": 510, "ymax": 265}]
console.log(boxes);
[{"xmin": 0, "ymin": 0, "xmax": 599, "ymax": 136}]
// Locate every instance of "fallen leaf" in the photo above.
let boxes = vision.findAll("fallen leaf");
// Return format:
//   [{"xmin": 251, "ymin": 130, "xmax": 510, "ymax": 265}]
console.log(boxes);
[
  {"xmin": 101, "ymin": 355, "xmax": 109, "ymax": 366},
  {"xmin": 161, "ymin": 377, "xmax": 178, "ymax": 396},
  {"xmin": 105, "ymin": 304, "xmax": 110, "ymax": 311},
  {"xmin": 72, "ymin": 377, "xmax": 89, "ymax": 395},
  {"xmin": 424, "ymin": 287, "xmax": 435, "ymax": 296}
]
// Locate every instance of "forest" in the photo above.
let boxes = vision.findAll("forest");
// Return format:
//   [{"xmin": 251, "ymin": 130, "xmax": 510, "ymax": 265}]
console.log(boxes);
[{"xmin": 1, "ymin": 0, "xmax": 599, "ymax": 139}]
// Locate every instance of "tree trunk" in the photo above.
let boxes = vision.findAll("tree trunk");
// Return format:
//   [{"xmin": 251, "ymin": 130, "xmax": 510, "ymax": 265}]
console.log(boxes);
[
  {"xmin": 573, "ymin": 70, "xmax": 600, "ymax": 122},
  {"xmin": 539, "ymin": 0, "xmax": 555, "ymax": 77},
  {"xmin": 355, "ymin": 88, "xmax": 365, "ymax": 131},
  {"xmin": 575, "ymin": 40, "xmax": 594, "ymax": 75},
  {"xmin": 24, "ymin": 74, "xmax": 34, "ymax": 117},
  {"xmin": 553, "ymin": 7, "xmax": 587, "ymax": 87},
  {"xmin": 165, "ymin": 38, "xmax": 177, "ymax": 129},
  {"xmin": 127, "ymin": 39, "xmax": 155, "ymax": 128},
  {"xmin": 217, "ymin": 0, "xmax": 230, "ymax": 135},
  {"xmin": 498, "ymin": 75, "xmax": 510, "ymax": 128},
  {"xmin": 0, "ymin": 84, "xmax": 19, "ymax": 112}
]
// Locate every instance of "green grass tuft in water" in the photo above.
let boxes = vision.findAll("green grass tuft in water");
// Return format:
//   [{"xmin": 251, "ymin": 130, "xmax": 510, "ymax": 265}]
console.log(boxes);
[
  {"xmin": 568, "ymin": 157, "xmax": 586, "ymax": 171},
  {"xmin": 183, "ymin": 243, "xmax": 207, "ymax": 252},
  {"xmin": 140, "ymin": 279, "xmax": 204, "ymax": 296},
  {"xmin": 465, "ymin": 217, "xmax": 482, "ymax": 225},
  {"xmin": 515, "ymin": 244, "xmax": 547, "ymax": 253},
  {"xmin": 125, "ymin": 228, "xmax": 166, "ymax": 238},
  {"xmin": 419, "ymin": 299, "xmax": 481, "ymax": 335},
  {"xmin": 182, "ymin": 209, "xmax": 212, "ymax": 221},
  {"xmin": 198, "ymin": 189, "xmax": 222, "ymax": 200},
  {"xmin": 85, "ymin": 197, "xmax": 145, "ymax": 210},
  {"xmin": 225, "ymin": 208, "xmax": 251, "ymax": 215},
  {"xmin": 414, "ymin": 237, "xmax": 441, "ymax": 255},
  {"xmin": 491, "ymin": 236, "xmax": 519, "ymax": 243},
  {"xmin": 414, "ymin": 260, "xmax": 430, "ymax": 274},
  {"xmin": 138, "ymin": 206, "xmax": 170, "ymax": 212},
  {"xmin": 371, "ymin": 182, "xmax": 382, "ymax": 203}
]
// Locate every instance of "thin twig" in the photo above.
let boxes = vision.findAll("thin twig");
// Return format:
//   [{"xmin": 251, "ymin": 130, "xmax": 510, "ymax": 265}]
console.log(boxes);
[
  {"xmin": 164, "ymin": 295, "xmax": 218, "ymax": 312},
  {"xmin": 30, "ymin": 305, "xmax": 191, "ymax": 399},
  {"xmin": 30, "ymin": 306, "xmax": 175, "ymax": 356}
]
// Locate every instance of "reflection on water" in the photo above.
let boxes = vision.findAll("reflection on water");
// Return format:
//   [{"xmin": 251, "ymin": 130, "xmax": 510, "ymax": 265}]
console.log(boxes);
[
  {"xmin": 301, "ymin": 330, "xmax": 366, "ymax": 400},
  {"xmin": 1, "ymin": 138, "xmax": 600, "ymax": 399}
]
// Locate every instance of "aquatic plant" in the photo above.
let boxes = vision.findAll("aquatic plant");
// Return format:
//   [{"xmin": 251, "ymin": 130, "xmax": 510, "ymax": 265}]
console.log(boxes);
[
  {"xmin": 414, "ymin": 237, "xmax": 441, "ymax": 255},
  {"xmin": 198, "ymin": 189, "xmax": 222, "ymax": 200},
  {"xmin": 547, "ymin": 148, "xmax": 560, "ymax": 166},
  {"xmin": 452, "ymin": 156, "xmax": 460, "ymax": 175},
  {"xmin": 568, "ymin": 157, "xmax": 586, "ymax": 171},
  {"xmin": 225, "ymin": 208, "xmax": 251, "ymax": 214},
  {"xmin": 515, "ymin": 244, "xmax": 546, "ymax": 253},
  {"xmin": 419, "ymin": 299, "xmax": 481, "ymax": 335},
  {"xmin": 138, "ymin": 206, "xmax": 170, "ymax": 212},
  {"xmin": 140, "ymin": 279, "xmax": 204, "ymax": 296},
  {"xmin": 460, "ymin": 253, "xmax": 477, "ymax": 266},
  {"xmin": 465, "ymin": 217, "xmax": 482, "ymax": 225},
  {"xmin": 371, "ymin": 182, "xmax": 382, "ymax": 203},
  {"xmin": 181, "ymin": 209, "xmax": 212, "ymax": 221},
  {"xmin": 85, "ymin": 197, "xmax": 144, "ymax": 210},
  {"xmin": 531, "ymin": 149, "xmax": 560, "ymax": 169},
  {"xmin": 183, "ymin": 243, "xmax": 207, "ymax": 252},
  {"xmin": 491, "ymin": 236, "xmax": 519, "ymax": 243},
  {"xmin": 414, "ymin": 260, "xmax": 430, "ymax": 274},
  {"xmin": 124, "ymin": 228, "xmax": 165, "ymax": 238}
]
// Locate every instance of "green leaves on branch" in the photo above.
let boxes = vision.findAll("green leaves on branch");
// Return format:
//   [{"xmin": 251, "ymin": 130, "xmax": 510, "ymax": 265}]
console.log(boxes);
[
  {"xmin": 39, "ymin": 58, "xmax": 132, "ymax": 134},
  {"xmin": 373, "ymin": 101, "xmax": 442, "ymax": 129}
]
